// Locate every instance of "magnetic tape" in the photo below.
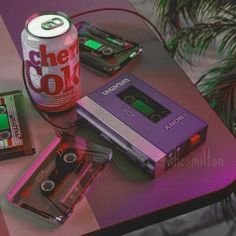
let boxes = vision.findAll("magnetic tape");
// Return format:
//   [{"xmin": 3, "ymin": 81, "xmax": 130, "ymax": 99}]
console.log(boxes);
[
  {"xmin": 76, "ymin": 21, "xmax": 142, "ymax": 75},
  {"xmin": 0, "ymin": 90, "xmax": 35, "ymax": 160},
  {"xmin": 8, "ymin": 132, "xmax": 112, "ymax": 224}
]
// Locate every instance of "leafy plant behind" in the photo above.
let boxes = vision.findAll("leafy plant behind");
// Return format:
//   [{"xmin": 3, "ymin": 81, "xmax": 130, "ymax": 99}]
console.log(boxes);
[{"xmin": 154, "ymin": 0, "xmax": 236, "ymax": 135}]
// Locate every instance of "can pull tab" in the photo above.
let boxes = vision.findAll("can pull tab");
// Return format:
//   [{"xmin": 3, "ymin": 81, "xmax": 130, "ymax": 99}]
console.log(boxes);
[{"xmin": 41, "ymin": 17, "xmax": 64, "ymax": 30}]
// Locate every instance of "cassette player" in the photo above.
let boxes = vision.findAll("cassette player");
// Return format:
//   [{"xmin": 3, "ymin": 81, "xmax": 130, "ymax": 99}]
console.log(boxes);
[
  {"xmin": 0, "ymin": 90, "xmax": 35, "ymax": 160},
  {"xmin": 76, "ymin": 73, "xmax": 208, "ymax": 178},
  {"xmin": 8, "ymin": 132, "xmax": 112, "ymax": 224},
  {"xmin": 76, "ymin": 21, "xmax": 142, "ymax": 75}
]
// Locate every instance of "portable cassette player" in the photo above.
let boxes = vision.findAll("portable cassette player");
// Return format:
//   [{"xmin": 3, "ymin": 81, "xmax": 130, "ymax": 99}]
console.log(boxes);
[{"xmin": 76, "ymin": 73, "xmax": 208, "ymax": 178}]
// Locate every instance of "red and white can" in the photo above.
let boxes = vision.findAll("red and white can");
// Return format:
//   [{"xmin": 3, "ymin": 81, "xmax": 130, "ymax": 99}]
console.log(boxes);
[{"xmin": 21, "ymin": 11, "xmax": 80, "ymax": 112}]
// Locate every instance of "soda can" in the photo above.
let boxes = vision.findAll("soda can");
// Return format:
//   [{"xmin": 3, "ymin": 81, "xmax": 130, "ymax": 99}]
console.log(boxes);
[{"xmin": 21, "ymin": 11, "xmax": 81, "ymax": 112}]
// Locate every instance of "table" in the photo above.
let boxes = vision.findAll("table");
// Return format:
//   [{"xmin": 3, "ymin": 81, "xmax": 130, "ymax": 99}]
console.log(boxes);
[{"xmin": 1, "ymin": 1, "xmax": 236, "ymax": 235}]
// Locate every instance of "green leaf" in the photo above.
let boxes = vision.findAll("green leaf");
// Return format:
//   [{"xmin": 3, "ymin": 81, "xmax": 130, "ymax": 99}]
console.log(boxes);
[{"xmin": 197, "ymin": 58, "xmax": 236, "ymax": 135}]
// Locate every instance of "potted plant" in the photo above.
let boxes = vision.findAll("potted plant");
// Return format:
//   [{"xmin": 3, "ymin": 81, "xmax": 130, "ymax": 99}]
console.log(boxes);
[{"xmin": 154, "ymin": 0, "xmax": 236, "ymax": 136}]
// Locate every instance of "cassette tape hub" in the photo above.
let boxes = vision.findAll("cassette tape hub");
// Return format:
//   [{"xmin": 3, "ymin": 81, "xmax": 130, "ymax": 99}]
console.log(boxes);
[
  {"xmin": 8, "ymin": 133, "xmax": 112, "ymax": 224},
  {"xmin": 76, "ymin": 73, "xmax": 208, "ymax": 178},
  {"xmin": 76, "ymin": 21, "xmax": 142, "ymax": 75},
  {"xmin": 40, "ymin": 148, "xmax": 82, "ymax": 195}
]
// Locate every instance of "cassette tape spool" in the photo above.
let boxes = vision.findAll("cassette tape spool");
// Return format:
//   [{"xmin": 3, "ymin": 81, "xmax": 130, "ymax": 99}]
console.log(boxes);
[
  {"xmin": 8, "ymin": 132, "xmax": 112, "ymax": 224},
  {"xmin": 0, "ymin": 90, "xmax": 35, "ymax": 160},
  {"xmin": 76, "ymin": 21, "xmax": 142, "ymax": 75}
]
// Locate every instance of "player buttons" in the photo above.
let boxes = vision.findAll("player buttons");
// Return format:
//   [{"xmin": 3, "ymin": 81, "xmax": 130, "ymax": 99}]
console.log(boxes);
[{"xmin": 189, "ymin": 134, "xmax": 201, "ymax": 146}]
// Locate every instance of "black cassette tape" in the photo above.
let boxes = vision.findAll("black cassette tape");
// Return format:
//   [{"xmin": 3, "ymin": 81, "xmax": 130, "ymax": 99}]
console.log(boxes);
[
  {"xmin": 0, "ymin": 90, "xmax": 35, "ymax": 160},
  {"xmin": 76, "ymin": 21, "xmax": 142, "ymax": 76},
  {"xmin": 8, "ymin": 132, "xmax": 112, "ymax": 224}
]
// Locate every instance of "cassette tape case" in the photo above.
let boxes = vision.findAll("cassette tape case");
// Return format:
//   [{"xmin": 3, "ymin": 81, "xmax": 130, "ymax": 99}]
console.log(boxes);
[{"xmin": 8, "ymin": 133, "xmax": 112, "ymax": 224}]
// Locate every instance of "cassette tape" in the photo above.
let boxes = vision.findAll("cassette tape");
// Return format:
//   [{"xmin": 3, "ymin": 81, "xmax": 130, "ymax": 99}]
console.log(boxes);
[
  {"xmin": 76, "ymin": 21, "xmax": 142, "ymax": 76},
  {"xmin": 7, "ymin": 132, "xmax": 112, "ymax": 224},
  {"xmin": 0, "ymin": 90, "xmax": 35, "ymax": 160}
]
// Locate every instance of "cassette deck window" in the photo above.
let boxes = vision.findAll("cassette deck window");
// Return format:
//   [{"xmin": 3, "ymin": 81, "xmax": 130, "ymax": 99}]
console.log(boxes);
[{"xmin": 117, "ymin": 86, "xmax": 171, "ymax": 123}]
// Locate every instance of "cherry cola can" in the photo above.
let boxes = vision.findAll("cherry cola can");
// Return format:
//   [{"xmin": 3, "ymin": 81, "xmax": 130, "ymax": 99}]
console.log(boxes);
[{"xmin": 21, "ymin": 11, "xmax": 80, "ymax": 112}]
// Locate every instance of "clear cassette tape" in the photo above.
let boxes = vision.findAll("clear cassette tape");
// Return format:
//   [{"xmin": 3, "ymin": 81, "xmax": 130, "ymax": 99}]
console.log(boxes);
[{"xmin": 7, "ymin": 132, "xmax": 112, "ymax": 224}]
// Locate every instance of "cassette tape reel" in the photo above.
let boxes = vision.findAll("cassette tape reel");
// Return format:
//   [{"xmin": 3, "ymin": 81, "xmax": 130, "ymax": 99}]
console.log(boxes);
[
  {"xmin": 76, "ymin": 21, "xmax": 142, "ymax": 76},
  {"xmin": 0, "ymin": 90, "xmax": 35, "ymax": 159},
  {"xmin": 8, "ymin": 132, "xmax": 112, "ymax": 224}
]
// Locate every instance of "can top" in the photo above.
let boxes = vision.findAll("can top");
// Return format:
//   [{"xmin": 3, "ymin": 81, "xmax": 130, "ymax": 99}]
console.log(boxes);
[{"xmin": 26, "ymin": 11, "xmax": 71, "ymax": 38}]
